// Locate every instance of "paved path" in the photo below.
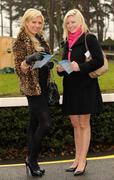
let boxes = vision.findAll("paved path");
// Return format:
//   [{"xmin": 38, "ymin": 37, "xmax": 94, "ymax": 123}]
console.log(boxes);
[{"xmin": 0, "ymin": 155, "xmax": 114, "ymax": 180}]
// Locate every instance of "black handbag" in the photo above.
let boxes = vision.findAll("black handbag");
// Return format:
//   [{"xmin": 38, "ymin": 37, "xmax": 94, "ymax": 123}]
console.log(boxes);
[{"xmin": 47, "ymin": 71, "xmax": 60, "ymax": 106}]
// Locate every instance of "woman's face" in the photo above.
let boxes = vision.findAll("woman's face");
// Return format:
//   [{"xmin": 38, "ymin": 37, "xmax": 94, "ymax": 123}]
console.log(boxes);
[
  {"xmin": 26, "ymin": 16, "xmax": 43, "ymax": 35},
  {"xmin": 66, "ymin": 15, "xmax": 79, "ymax": 33}
]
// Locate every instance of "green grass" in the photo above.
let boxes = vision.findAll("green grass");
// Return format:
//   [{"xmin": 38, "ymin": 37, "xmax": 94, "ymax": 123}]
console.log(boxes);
[
  {"xmin": 0, "ymin": 68, "xmax": 63, "ymax": 97},
  {"xmin": 0, "ymin": 61, "xmax": 114, "ymax": 97},
  {"xmin": 99, "ymin": 61, "xmax": 114, "ymax": 92},
  {"xmin": 0, "ymin": 74, "xmax": 20, "ymax": 96}
]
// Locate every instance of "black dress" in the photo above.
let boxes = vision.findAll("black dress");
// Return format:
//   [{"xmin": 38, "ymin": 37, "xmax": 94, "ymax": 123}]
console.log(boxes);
[
  {"xmin": 27, "ymin": 66, "xmax": 49, "ymax": 112},
  {"xmin": 27, "ymin": 35, "xmax": 50, "ymax": 113},
  {"xmin": 58, "ymin": 33, "xmax": 104, "ymax": 115}
]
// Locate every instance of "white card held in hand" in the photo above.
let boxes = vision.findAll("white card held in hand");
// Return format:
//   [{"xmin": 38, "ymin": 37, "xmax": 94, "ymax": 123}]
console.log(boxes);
[
  {"xmin": 59, "ymin": 60, "xmax": 73, "ymax": 74},
  {"xmin": 85, "ymin": 50, "xmax": 91, "ymax": 58},
  {"xmin": 32, "ymin": 54, "xmax": 53, "ymax": 69}
]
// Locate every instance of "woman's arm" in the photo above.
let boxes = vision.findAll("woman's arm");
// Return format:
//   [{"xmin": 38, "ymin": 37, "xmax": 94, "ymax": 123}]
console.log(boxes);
[
  {"xmin": 13, "ymin": 39, "xmax": 30, "ymax": 76},
  {"xmin": 79, "ymin": 34, "xmax": 104, "ymax": 74}
]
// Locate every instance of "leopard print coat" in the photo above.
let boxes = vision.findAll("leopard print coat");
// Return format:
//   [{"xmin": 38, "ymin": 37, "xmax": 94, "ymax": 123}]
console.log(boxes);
[{"xmin": 13, "ymin": 29, "xmax": 50, "ymax": 96}]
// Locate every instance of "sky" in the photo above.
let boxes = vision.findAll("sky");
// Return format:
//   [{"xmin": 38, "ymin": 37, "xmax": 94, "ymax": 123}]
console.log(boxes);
[{"xmin": 105, "ymin": 14, "xmax": 114, "ymax": 39}]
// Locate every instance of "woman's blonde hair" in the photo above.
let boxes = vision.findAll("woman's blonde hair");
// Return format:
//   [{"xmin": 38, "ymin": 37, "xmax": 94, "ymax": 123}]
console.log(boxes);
[
  {"xmin": 20, "ymin": 8, "xmax": 45, "ymax": 51},
  {"xmin": 63, "ymin": 9, "xmax": 89, "ymax": 41}
]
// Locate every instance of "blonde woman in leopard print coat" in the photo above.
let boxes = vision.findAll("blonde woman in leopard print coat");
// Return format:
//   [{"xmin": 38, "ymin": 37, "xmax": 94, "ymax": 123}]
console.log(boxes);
[{"xmin": 13, "ymin": 8, "xmax": 51, "ymax": 177}]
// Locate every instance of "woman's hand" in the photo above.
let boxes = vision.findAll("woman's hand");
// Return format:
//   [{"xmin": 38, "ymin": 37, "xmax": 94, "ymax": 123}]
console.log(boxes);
[
  {"xmin": 56, "ymin": 65, "xmax": 64, "ymax": 72},
  {"xmin": 71, "ymin": 61, "xmax": 80, "ymax": 71},
  {"xmin": 20, "ymin": 60, "xmax": 30, "ymax": 73}
]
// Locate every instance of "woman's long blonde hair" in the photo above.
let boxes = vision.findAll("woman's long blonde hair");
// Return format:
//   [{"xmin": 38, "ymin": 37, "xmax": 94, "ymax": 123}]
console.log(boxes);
[
  {"xmin": 63, "ymin": 9, "xmax": 89, "ymax": 41},
  {"xmin": 20, "ymin": 8, "xmax": 44, "ymax": 51}
]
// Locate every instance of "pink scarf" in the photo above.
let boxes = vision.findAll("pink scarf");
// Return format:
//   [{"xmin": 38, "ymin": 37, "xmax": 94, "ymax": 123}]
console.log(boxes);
[{"xmin": 68, "ymin": 27, "xmax": 82, "ymax": 60}]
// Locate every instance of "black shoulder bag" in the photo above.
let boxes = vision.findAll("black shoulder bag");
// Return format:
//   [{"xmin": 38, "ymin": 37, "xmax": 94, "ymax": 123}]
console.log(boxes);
[{"xmin": 47, "ymin": 70, "xmax": 60, "ymax": 106}]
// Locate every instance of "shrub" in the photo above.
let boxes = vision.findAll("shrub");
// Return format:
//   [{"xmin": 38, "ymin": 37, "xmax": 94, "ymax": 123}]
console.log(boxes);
[{"xmin": 0, "ymin": 103, "xmax": 114, "ymax": 160}]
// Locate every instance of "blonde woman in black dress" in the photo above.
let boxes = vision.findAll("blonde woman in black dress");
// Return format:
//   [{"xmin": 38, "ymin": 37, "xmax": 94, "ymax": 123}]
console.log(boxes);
[{"xmin": 57, "ymin": 9, "xmax": 104, "ymax": 176}]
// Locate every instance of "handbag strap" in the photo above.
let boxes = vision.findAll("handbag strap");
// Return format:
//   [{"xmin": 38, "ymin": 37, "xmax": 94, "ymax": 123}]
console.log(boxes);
[
  {"xmin": 85, "ymin": 32, "xmax": 95, "ymax": 51},
  {"xmin": 85, "ymin": 33, "xmax": 89, "ymax": 51}
]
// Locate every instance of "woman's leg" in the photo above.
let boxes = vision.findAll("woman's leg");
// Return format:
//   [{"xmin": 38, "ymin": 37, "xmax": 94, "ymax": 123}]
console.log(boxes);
[
  {"xmin": 26, "ymin": 96, "xmax": 50, "ymax": 165},
  {"xmin": 28, "ymin": 111, "xmax": 50, "ymax": 164},
  {"xmin": 27, "ymin": 111, "xmax": 38, "ymax": 159},
  {"xmin": 75, "ymin": 114, "xmax": 91, "ymax": 171},
  {"xmin": 69, "ymin": 115, "xmax": 82, "ymax": 168}
]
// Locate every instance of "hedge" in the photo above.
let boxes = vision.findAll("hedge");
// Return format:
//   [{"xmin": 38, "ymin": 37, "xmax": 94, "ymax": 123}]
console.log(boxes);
[{"xmin": 0, "ymin": 103, "xmax": 114, "ymax": 160}]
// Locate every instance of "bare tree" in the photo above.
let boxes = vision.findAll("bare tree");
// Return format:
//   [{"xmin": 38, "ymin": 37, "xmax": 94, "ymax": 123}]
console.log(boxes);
[
  {"xmin": 1, "ymin": 0, "xmax": 17, "ymax": 36},
  {"xmin": 48, "ymin": 0, "xmax": 54, "ymax": 52},
  {"xmin": 0, "ymin": 0, "xmax": 3, "ymax": 36},
  {"xmin": 1, "ymin": 0, "xmax": 112, "ymax": 48}
]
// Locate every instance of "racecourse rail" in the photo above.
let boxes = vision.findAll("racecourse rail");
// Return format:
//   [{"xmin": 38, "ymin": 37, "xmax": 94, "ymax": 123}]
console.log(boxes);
[{"xmin": 0, "ymin": 93, "xmax": 114, "ymax": 107}]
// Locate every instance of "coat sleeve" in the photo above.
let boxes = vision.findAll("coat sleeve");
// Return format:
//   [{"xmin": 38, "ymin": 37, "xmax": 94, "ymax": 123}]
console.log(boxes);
[
  {"xmin": 12, "ymin": 39, "xmax": 28, "ymax": 77},
  {"xmin": 57, "ymin": 42, "xmax": 68, "ymax": 76},
  {"xmin": 79, "ymin": 34, "xmax": 104, "ymax": 73}
]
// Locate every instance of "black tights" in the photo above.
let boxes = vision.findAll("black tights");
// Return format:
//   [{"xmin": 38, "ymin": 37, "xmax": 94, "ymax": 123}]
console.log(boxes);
[{"xmin": 26, "ymin": 96, "xmax": 50, "ymax": 163}]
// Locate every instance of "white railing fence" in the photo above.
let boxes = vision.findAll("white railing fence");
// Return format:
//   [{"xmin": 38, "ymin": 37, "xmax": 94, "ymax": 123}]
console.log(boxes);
[{"xmin": 0, "ymin": 93, "xmax": 114, "ymax": 107}]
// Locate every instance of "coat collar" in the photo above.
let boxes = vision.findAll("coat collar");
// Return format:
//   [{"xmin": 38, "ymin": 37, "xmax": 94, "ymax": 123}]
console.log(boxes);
[
  {"xmin": 74, "ymin": 33, "xmax": 85, "ymax": 46},
  {"xmin": 66, "ymin": 33, "xmax": 85, "ymax": 49},
  {"xmin": 16, "ymin": 29, "xmax": 35, "ymax": 55}
]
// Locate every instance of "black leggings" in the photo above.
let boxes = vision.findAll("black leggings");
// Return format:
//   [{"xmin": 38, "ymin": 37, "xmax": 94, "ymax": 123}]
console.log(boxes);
[{"xmin": 26, "ymin": 96, "xmax": 50, "ymax": 163}]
